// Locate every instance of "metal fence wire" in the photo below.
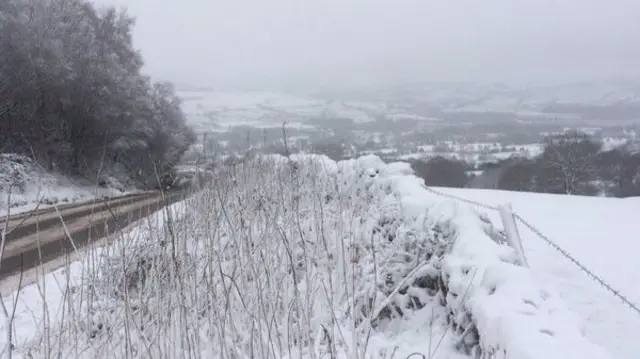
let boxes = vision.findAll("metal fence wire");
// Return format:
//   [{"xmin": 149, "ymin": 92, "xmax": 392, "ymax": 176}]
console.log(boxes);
[{"xmin": 422, "ymin": 185, "xmax": 640, "ymax": 317}]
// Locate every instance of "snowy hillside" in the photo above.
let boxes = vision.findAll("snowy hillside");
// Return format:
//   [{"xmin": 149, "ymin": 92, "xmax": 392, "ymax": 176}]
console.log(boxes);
[
  {"xmin": 179, "ymin": 80, "xmax": 640, "ymax": 134},
  {"xmin": 179, "ymin": 90, "xmax": 396, "ymax": 132},
  {"xmin": 1, "ymin": 155, "xmax": 632, "ymax": 359},
  {"xmin": 343, "ymin": 80, "xmax": 640, "ymax": 112}
]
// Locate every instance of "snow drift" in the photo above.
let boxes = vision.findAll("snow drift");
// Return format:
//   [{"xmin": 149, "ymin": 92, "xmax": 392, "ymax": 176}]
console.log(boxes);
[{"xmin": 4, "ymin": 154, "xmax": 611, "ymax": 359}]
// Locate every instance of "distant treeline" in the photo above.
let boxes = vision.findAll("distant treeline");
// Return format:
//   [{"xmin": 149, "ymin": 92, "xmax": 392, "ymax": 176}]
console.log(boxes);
[{"xmin": 411, "ymin": 131, "xmax": 640, "ymax": 198}]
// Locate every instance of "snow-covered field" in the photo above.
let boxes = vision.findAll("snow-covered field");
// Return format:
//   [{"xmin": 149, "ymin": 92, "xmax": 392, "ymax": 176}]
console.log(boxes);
[
  {"xmin": 0, "ymin": 154, "xmax": 132, "ymax": 216},
  {"xmin": 394, "ymin": 142, "xmax": 545, "ymax": 163},
  {"xmin": 0, "ymin": 155, "xmax": 635, "ymax": 359},
  {"xmin": 179, "ymin": 90, "xmax": 390, "ymax": 132},
  {"xmin": 178, "ymin": 89, "xmax": 447, "ymax": 132}
]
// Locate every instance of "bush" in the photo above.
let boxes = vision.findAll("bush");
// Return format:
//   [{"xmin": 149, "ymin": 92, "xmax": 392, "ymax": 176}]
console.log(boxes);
[{"xmin": 411, "ymin": 156, "xmax": 470, "ymax": 188}]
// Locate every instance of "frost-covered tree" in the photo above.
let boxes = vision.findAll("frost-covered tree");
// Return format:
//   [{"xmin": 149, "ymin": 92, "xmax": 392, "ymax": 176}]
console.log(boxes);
[{"xmin": 0, "ymin": 0, "xmax": 195, "ymax": 188}]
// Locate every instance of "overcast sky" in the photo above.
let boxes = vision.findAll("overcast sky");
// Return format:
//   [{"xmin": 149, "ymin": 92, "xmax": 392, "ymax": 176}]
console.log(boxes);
[{"xmin": 91, "ymin": 0, "xmax": 640, "ymax": 90}]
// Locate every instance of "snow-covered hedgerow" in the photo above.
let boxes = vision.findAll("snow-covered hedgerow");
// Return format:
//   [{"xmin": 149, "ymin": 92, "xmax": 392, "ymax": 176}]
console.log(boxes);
[
  {"xmin": 13, "ymin": 154, "xmax": 611, "ymax": 359},
  {"xmin": 379, "ymin": 164, "xmax": 613, "ymax": 359}
]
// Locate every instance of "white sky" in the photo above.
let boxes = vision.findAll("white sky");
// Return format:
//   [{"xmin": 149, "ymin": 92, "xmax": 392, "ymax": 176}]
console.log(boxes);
[{"xmin": 91, "ymin": 0, "xmax": 640, "ymax": 90}]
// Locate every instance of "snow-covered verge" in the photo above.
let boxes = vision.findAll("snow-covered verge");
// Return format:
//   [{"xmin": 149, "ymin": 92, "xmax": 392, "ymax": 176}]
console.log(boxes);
[
  {"xmin": 430, "ymin": 187, "xmax": 640, "ymax": 359},
  {"xmin": 0, "ymin": 154, "xmax": 133, "ymax": 216},
  {"xmin": 0, "ymin": 155, "xmax": 611, "ymax": 359}
]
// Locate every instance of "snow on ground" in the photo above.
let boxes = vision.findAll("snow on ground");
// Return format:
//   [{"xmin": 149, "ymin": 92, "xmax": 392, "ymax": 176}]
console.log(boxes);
[
  {"xmin": 178, "ymin": 90, "xmax": 407, "ymax": 131},
  {"xmin": 429, "ymin": 187, "xmax": 640, "ymax": 359},
  {"xmin": 0, "ymin": 155, "xmax": 617, "ymax": 359},
  {"xmin": 179, "ymin": 90, "xmax": 325, "ymax": 131},
  {"xmin": 179, "ymin": 81, "xmax": 640, "ymax": 133},
  {"xmin": 601, "ymin": 136, "xmax": 631, "ymax": 151},
  {"xmin": 396, "ymin": 151, "xmax": 523, "ymax": 163},
  {"xmin": 0, "ymin": 200, "xmax": 188, "ymax": 354},
  {"xmin": 322, "ymin": 101, "xmax": 376, "ymax": 123},
  {"xmin": 0, "ymin": 154, "xmax": 131, "ymax": 216},
  {"xmin": 180, "ymin": 90, "xmax": 320, "ymax": 111},
  {"xmin": 179, "ymin": 90, "xmax": 320, "ymax": 127}
]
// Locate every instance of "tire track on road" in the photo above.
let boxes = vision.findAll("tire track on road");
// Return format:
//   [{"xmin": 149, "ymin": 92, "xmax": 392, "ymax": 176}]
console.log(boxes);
[
  {"xmin": 1, "ymin": 192, "xmax": 153, "ymax": 239},
  {"xmin": 0, "ymin": 190, "xmax": 188, "ymax": 281}
]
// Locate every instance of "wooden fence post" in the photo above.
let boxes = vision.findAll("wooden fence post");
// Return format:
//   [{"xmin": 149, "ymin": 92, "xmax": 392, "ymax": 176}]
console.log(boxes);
[{"xmin": 497, "ymin": 203, "xmax": 528, "ymax": 267}]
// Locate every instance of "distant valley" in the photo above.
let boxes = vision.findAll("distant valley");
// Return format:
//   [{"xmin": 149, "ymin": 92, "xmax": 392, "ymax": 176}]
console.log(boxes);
[{"xmin": 178, "ymin": 79, "xmax": 640, "ymax": 167}]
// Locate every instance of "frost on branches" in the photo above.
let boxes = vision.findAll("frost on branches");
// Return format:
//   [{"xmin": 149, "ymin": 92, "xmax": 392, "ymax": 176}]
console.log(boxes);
[{"xmin": 16, "ymin": 155, "xmax": 611, "ymax": 359}]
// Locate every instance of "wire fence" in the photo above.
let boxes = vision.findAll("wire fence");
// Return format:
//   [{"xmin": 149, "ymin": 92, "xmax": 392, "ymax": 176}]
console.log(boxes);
[{"xmin": 422, "ymin": 185, "xmax": 640, "ymax": 317}]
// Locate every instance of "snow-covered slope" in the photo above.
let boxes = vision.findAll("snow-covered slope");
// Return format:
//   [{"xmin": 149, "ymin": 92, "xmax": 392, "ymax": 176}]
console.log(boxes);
[
  {"xmin": 179, "ymin": 89, "xmax": 439, "ymax": 132},
  {"xmin": 179, "ymin": 90, "xmax": 391, "ymax": 132},
  {"xmin": 0, "ymin": 154, "xmax": 132, "ymax": 216},
  {"xmin": 1, "ymin": 155, "xmax": 629, "ymax": 359}
]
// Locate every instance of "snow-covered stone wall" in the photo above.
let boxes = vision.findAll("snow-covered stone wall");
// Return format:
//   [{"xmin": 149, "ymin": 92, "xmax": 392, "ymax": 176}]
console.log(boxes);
[{"xmin": 327, "ymin": 154, "xmax": 612, "ymax": 359}]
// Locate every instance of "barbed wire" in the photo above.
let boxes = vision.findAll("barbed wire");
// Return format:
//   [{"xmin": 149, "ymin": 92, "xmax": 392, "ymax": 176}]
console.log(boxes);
[
  {"xmin": 513, "ymin": 214, "xmax": 640, "ymax": 316},
  {"xmin": 421, "ymin": 186, "xmax": 499, "ymax": 211},
  {"xmin": 423, "ymin": 185, "xmax": 640, "ymax": 317}
]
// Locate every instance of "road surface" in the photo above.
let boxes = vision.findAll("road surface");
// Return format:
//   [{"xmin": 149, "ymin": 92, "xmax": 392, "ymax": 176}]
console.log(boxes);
[{"xmin": 0, "ymin": 190, "xmax": 188, "ymax": 281}]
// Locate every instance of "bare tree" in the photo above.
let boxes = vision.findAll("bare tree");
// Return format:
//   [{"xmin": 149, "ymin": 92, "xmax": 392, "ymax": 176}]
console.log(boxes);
[{"xmin": 536, "ymin": 131, "xmax": 601, "ymax": 195}]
